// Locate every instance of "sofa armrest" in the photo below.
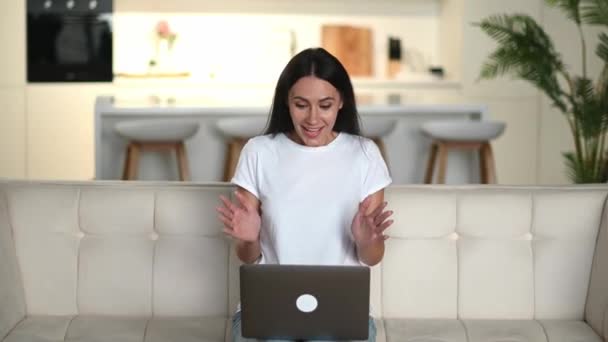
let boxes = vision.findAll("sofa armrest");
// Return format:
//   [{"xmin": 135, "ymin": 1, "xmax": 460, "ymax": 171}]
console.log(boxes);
[
  {"xmin": 0, "ymin": 187, "xmax": 26, "ymax": 340},
  {"xmin": 585, "ymin": 196, "xmax": 608, "ymax": 340}
]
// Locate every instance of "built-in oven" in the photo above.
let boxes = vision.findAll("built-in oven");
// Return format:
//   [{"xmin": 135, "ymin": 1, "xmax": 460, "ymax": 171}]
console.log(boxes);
[{"xmin": 27, "ymin": 0, "xmax": 113, "ymax": 82}]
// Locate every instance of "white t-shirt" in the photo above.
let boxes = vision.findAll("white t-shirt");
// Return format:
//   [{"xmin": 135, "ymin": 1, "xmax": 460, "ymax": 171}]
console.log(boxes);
[{"xmin": 231, "ymin": 132, "xmax": 392, "ymax": 266}]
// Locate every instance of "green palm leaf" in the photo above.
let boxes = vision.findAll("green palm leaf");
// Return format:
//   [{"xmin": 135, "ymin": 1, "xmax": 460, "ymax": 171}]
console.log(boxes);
[
  {"xmin": 581, "ymin": 0, "xmax": 608, "ymax": 26},
  {"xmin": 546, "ymin": 0, "xmax": 582, "ymax": 24},
  {"xmin": 572, "ymin": 77, "xmax": 605, "ymax": 137},
  {"xmin": 564, "ymin": 152, "xmax": 585, "ymax": 182},
  {"xmin": 595, "ymin": 33, "xmax": 608, "ymax": 132},
  {"xmin": 598, "ymin": 32, "xmax": 608, "ymax": 62},
  {"xmin": 475, "ymin": 14, "xmax": 568, "ymax": 112}
]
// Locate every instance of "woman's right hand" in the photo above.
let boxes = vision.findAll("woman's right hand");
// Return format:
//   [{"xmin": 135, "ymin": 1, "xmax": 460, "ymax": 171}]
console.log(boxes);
[{"xmin": 217, "ymin": 190, "xmax": 261, "ymax": 242}]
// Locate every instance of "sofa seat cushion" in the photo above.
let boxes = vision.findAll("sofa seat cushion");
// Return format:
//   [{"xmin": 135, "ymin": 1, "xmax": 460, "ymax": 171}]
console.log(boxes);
[
  {"xmin": 3, "ymin": 316, "xmax": 227, "ymax": 342},
  {"xmin": 383, "ymin": 319, "xmax": 602, "ymax": 342}
]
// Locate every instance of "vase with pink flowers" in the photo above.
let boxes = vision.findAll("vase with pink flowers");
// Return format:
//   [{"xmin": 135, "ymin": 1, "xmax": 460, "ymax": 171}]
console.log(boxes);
[{"xmin": 148, "ymin": 20, "xmax": 178, "ymax": 73}]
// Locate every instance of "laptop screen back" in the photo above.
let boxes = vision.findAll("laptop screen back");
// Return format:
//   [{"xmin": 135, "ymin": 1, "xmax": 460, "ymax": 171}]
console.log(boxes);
[{"xmin": 240, "ymin": 264, "xmax": 370, "ymax": 340}]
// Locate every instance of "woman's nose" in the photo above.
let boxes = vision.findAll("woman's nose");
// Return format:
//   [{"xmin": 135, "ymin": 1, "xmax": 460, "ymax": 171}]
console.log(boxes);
[{"xmin": 305, "ymin": 107, "xmax": 320, "ymax": 123}]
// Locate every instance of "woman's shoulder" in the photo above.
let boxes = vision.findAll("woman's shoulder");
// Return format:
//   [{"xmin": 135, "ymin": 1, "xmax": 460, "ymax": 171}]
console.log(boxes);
[
  {"xmin": 339, "ymin": 133, "xmax": 376, "ymax": 150},
  {"xmin": 339, "ymin": 133, "xmax": 383, "ymax": 162},
  {"xmin": 243, "ymin": 134, "xmax": 282, "ymax": 154}
]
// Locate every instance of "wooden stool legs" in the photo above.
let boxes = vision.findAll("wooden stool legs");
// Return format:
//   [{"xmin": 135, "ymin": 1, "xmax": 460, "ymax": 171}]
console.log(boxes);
[
  {"xmin": 175, "ymin": 142, "xmax": 190, "ymax": 181},
  {"xmin": 424, "ymin": 143, "xmax": 438, "ymax": 184},
  {"xmin": 479, "ymin": 142, "xmax": 496, "ymax": 184},
  {"xmin": 424, "ymin": 141, "xmax": 497, "ymax": 184},
  {"xmin": 223, "ymin": 138, "xmax": 247, "ymax": 182},
  {"xmin": 372, "ymin": 137, "xmax": 389, "ymax": 166},
  {"xmin": 123, "ymin": 143, "xmax": 141, "ymax": 180},
  {"xmin": 122, "ymin": 141, "xmax": 191, "ymax": 181}
]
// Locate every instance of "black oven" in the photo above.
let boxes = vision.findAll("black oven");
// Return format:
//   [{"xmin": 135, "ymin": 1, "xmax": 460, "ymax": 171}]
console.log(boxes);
[{"xmin": 27, "ymin": 0, "xmax": 113, "ymax": 82}]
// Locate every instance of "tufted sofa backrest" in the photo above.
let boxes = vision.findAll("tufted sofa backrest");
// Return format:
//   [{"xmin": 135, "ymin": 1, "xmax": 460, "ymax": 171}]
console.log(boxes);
[
  {"xmin": 0, "ymin": 181, "xmax": 607, "ymax": 334},
  {"xmin": 382, "ymin": 187, "xmax": 607, "ymax": 321}
]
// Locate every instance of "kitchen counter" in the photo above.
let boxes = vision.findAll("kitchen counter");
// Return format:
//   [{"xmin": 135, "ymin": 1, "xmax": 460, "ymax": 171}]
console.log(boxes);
[{"xmin": 95, "ymin": 93, "xmax": 488, "ymax": 184}]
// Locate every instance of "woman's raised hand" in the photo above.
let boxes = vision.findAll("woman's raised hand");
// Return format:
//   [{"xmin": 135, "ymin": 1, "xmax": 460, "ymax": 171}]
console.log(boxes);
[
  {"xmin": 351, "ymin": 196, "xmax": 394, "ymax": 248},
  {"xmin": 217, "ymin": 191, "xmax": 261, "ymax": 242}
]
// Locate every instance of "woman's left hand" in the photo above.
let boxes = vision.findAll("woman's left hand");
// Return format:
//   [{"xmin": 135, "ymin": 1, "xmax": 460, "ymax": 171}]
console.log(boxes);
[{"xmin": 351, "ymin": 196, "xmax": 394, "ymax": 248}]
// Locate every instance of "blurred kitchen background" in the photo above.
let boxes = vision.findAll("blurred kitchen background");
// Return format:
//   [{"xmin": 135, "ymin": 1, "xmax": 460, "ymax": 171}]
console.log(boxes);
[{"xmin": 0, "ymin": 0, "xmax": 603, "ymax": 184}]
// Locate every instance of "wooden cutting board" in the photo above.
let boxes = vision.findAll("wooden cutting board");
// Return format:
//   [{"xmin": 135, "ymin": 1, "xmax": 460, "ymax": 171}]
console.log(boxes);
[{"xmin": 321, "ymin": 25, "xmax": 373, "ymax": 77}]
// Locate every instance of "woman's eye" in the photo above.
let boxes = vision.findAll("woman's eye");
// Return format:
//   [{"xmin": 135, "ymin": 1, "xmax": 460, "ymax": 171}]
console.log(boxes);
[
  {"xmin": 320, "ymin": 104, "xmax": 332, "ymax": 110},
  {"xmin": 295, "ymin": 103, "xmax": 307, "ymax": 109}
]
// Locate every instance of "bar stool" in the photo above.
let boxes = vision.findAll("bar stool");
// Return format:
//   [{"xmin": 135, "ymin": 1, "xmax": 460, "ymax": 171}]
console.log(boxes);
[
  {"xmin": 215, "ymin": 117, "xmax": 267, "ymax": 182},
  {"xmin": 360, "ymin": 117, "xmax": 397, "ymax": 164},
  {"xmin": 115, "ymin": 119, "xmax": 199, "ymax": 181},
  {"xmin": 422, "ymin": 120, "xmax": 505, "ymax": 184}
]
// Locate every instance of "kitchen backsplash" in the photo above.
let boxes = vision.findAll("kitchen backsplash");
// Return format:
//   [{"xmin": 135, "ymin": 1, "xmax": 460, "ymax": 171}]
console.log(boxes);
[{"xmin": 112, "ymin": 13, "xmax": 440, "ymax": 83}]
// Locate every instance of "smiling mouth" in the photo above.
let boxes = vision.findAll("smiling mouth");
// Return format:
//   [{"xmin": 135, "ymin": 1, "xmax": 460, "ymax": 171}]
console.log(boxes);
[
  {"xmin": 303, "ymin": 126, "xmax": 322, "ymax": 133},
  {"xmin": 302, "ymin": 126, "xmax": 323, "ymax": 139}
]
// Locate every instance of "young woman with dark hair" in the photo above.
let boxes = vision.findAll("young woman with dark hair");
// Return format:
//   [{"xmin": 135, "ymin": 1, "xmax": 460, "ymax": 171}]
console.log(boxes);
[{"xmin": 217, "ymin": 47, "xmax": 393, "ymax": 342}]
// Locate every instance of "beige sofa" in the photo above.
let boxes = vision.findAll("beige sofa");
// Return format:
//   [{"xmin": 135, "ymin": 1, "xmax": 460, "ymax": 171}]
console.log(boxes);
[{"xmin": 0, "ymin": 180, "xmax": 607, "ymax": 342}]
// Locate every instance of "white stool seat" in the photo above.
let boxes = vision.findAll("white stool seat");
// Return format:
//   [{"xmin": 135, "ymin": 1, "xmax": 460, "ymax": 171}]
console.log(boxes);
[
  {"xmin": 421, "ymin": 120, "xmax": 505, "ymax": 141},
  {"xmin": 115, "ymin": 120, "xmax": 199, "ymax": 142},
  {"xmin": 360, "ymin": 117, "xmax": 397, "ymax": 138},
  {"xmin": 215, "ymin": 117, "xmax": 267, "ymax": 139}
]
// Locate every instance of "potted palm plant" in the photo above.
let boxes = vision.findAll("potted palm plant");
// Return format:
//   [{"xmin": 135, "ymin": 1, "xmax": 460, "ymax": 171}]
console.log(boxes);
[{"xmin": 476, "ymin": 0, "xmax": 608, "ymax": 183}]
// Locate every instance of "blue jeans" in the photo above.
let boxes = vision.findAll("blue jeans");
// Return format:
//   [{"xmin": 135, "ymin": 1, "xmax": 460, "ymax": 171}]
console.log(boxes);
[{"xmin": 231, "ymin": 311, "xmax": 376, "ymax": 342}]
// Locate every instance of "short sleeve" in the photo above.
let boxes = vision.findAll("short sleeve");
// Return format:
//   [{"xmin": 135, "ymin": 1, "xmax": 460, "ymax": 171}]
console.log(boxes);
[
  {"xmin": 361, "ymin": 139, "xmax": 392, "ymax": 200},
  {"xmin": 230, "ymin": 140, "xmax": 261, "ymax": 199}
]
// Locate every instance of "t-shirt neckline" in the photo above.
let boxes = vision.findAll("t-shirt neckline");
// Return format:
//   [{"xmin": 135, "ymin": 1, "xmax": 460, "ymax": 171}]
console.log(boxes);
[{"xmin": 279, "ymin": 131, "xmax": 345, "ymax": 151}]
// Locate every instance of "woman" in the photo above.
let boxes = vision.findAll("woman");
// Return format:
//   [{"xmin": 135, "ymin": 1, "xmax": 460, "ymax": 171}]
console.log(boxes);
[{"xmin": 217, "ymin": 47, "xmax": 394, "ymax": 342}]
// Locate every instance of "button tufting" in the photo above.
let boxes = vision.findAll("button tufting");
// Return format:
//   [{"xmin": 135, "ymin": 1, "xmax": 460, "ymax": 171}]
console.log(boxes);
[
  {"xmin": 524, "ymin": 233, "xmax": 533, "ymax": 240},
  {"xmin": 149, "ymin": 233, "xmax": 159, "ymax": 241},
  {"xmin": 76, "ymin": 232, "xmax": 85, "ymax": 239},
  {"xmin": 451, "ymin": 232, "xmax": 460, "ymax": 240}
]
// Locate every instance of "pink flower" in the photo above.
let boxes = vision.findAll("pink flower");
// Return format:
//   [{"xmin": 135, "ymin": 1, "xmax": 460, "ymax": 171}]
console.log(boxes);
[{"xmin": 156, "ymin": 20, "xmax": 171, "ymax": 38}]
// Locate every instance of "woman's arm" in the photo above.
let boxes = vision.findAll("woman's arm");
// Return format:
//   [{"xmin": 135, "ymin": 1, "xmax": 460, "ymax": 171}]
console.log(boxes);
[{"xmin": 353, "ymin": 189, "xmax": 393, "ymax": 266}]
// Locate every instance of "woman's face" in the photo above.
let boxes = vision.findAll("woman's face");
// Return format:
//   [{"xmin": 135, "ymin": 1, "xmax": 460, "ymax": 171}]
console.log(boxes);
[{"xmin": 287, "ymin": 75, "xmax": 343, "ymax": 147}]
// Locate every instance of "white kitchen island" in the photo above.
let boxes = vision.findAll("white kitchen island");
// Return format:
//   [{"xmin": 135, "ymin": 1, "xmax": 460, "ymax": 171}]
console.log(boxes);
[{"xmin": 94, "ymin": 93, "xmax": 488, "ymax": 184}]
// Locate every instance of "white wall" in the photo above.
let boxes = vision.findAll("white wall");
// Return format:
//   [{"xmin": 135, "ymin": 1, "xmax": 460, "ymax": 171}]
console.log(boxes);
[
  {"xmin": 0, "ymin": 0, "xmax": 26, "ymax": 178},
  {"xmin": 112, "ymin": 13, "xmax": 441, "ymax": 83}
]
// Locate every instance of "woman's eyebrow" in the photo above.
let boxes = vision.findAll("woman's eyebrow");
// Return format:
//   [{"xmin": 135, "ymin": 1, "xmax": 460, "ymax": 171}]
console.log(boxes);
[
  {"xmin": 291, "ymin": 96, "xmax": 335, "ymax": 102},
  {"xmin": 292, "ymin": 96, "xmax": 310, "ymax": 102}
]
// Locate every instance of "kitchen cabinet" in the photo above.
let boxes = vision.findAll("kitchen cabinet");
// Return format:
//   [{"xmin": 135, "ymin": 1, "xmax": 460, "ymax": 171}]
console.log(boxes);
[
  {"xmin": 26, "ymin": 84, "xmax": 113, "ymax": 180},
  {"xmin": 0, "ymin": 88, "xmax": 26, "ymax": 178},
  {"xmin": 0, "ymin": 0, "xmax": 26, "ymax": 86}
]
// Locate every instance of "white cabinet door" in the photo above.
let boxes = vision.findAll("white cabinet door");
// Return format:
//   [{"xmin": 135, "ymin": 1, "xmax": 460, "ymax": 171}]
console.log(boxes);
[
  {"xmin": 26, "ymin": 84, "xmax": 113, "ymax": 180},
  {"xmin": 0, "ymin": 87, "xmax": 26, "ymax": 178},
  {"xmin": 0, "ymin": 0, "xmax": 26, "ymax": 86},
  {"xmin": 461, "ymin": 0, "xmax": 542, "ymax": 98}
]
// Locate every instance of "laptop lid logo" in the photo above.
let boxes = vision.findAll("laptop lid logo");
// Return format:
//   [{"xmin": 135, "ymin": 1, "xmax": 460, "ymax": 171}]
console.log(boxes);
[{"xmin": 296, "ymin": 294, "xmax": 318, "ymax": 313}]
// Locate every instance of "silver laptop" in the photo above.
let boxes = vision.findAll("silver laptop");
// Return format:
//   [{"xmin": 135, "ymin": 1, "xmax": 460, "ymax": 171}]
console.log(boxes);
[{"xmin": 239, "ymin": 264, "xmax": 370, "ymax": 341}]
